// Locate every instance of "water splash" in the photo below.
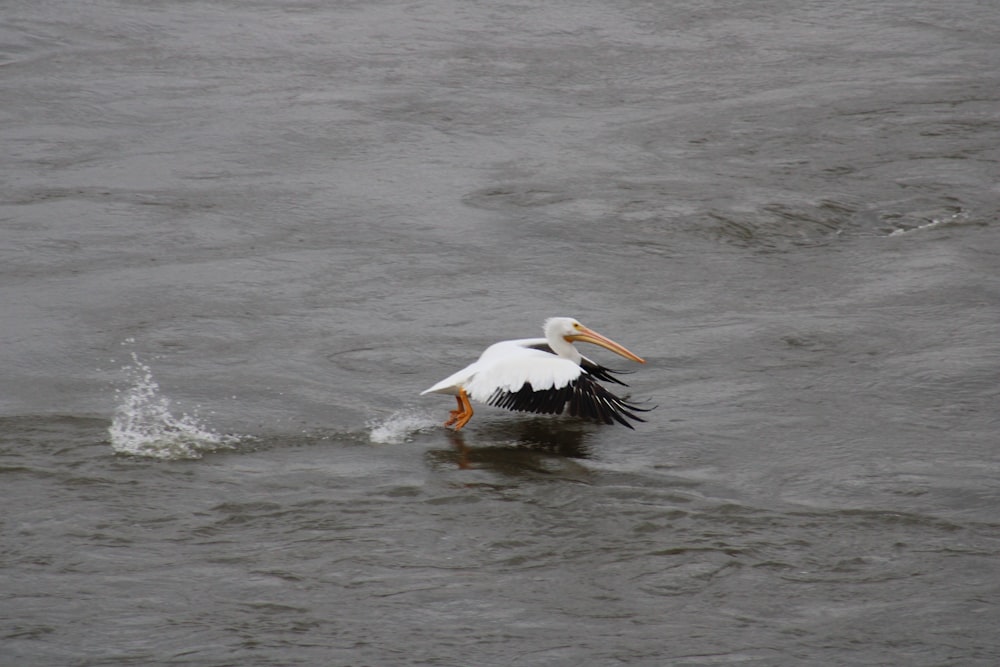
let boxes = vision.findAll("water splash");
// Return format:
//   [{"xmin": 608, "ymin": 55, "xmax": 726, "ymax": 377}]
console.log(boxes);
[
  {"xmin": 368, "ymin": 409, "xmax": 440, "ymax": 444},
  {"xmin": 109, "ymin": 351, "xmax": 241, "ymax": 460}
]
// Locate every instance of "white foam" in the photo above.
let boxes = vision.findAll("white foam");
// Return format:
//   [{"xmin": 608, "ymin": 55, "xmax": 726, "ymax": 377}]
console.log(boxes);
[
  {"xmin": 887, "ymin": 211, "xmax": 966, "ymax": 237},
  {"xmin": 109, "ymin": 351, "xmax": 241, "ymax": 460},
  {"xmin": 368, "ymin": 410, "xmax": 440, "ymax": 444}
]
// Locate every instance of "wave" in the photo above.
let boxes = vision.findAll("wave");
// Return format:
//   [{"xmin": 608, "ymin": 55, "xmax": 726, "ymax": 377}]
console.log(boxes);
[{"xmin": 885, "ymin": 209, "xmax": 968, "ymax": 237}]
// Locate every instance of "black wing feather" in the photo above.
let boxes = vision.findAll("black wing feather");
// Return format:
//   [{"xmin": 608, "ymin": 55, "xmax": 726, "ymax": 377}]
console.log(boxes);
[
  {"xmin": 486, "ymin": 373, "xmax": 651, "ymax": 429},
  {"xmin": 581, "ymin": 361, "xmax": 632, "ymax": 386}
]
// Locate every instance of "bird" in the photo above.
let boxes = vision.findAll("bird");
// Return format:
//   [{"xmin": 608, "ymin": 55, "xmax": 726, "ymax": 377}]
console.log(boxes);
[{"xmin": 421, "ymin": 317, "xmax": 650, "ymax": 431}]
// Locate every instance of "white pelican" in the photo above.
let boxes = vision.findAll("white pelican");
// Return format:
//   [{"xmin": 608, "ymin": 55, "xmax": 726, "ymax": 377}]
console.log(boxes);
[{"xmin": 421, "ymin": 317, "xmax": 650, "ymax": 431}]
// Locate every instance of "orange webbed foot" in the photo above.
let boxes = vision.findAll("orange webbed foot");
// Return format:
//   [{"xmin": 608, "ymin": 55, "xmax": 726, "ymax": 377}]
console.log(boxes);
[
  {"xmin": 444, "ymin": 395, "xmax": 464, "ymax": 427},
  {"xmin": 450, "ymin": 389, "xmax": 474, "ymax": 431}
]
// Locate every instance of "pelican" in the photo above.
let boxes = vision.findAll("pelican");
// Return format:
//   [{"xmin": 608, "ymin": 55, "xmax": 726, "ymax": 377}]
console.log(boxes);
[{"xmin": 421, "ymin": 317, "xmax": 650, "ymax": 431}]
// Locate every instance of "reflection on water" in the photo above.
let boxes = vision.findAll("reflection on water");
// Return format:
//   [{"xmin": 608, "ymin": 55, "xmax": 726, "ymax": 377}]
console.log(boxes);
[{"xmin": 426, "ymin": 418, "xmax": 595, "ymax": 472}]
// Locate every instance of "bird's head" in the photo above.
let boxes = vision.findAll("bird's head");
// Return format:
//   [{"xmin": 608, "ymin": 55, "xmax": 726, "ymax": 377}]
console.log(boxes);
[{"xmin": 544, "ymin": 317, "xmax": 645, "ymax": 363}]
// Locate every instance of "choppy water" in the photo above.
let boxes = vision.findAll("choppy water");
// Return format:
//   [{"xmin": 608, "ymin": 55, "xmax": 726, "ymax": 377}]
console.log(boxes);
[{"xmin": 3, "ymin": 0, "xmax": 1000, "ymax": 665}]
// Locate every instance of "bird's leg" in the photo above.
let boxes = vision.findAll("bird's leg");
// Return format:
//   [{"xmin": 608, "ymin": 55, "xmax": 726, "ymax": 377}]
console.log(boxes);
[
  {"xmin": 451, "ymin": 389, "xmax": 474, "ymax": 431},
  {"xmin": 443, "ymin": 395, "xmax": 464, "ymax": 427}
]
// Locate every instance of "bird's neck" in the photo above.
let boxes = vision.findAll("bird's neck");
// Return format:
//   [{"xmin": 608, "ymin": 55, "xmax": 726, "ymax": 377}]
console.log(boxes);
[{"xmin": 547, "ymin": 334, "xmax": 582, "ymax": 363}]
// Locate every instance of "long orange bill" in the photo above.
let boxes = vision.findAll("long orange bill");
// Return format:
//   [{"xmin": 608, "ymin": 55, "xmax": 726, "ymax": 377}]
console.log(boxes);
[{"xmin": 566, "ymin": 326, "xmax": 646, "ymax": 363}]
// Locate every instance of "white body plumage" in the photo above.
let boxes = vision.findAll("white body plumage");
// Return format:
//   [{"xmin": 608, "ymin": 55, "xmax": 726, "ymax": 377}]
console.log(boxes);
[{"xmin": 421, "ymin": 317, "xmax": 649, "ymax": 430}]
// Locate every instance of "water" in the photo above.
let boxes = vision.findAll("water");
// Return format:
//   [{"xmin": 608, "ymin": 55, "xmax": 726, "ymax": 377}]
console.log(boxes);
[{"xmin": 2, "ymin": 0, "xmax": 999, "ymax": 664}]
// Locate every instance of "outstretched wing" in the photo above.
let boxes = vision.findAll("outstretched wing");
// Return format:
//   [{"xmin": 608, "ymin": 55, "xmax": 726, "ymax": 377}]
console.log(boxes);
[{"xmin": 485, "ymin": 374, "xmax": 651, "ymax": 429}]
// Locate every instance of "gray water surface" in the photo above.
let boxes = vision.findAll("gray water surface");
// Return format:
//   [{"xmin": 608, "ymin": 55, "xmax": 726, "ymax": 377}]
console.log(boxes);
[{"xmin": 2, "ymin": 1, "xmax": 1000, "ymax": 665}]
